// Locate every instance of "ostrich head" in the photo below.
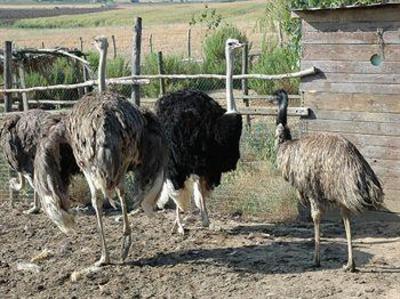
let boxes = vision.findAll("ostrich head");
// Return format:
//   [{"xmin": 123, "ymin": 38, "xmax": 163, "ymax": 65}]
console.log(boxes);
[{"xmin": 225, "ymin": 39, "xmax": 243, "ymax": 114}]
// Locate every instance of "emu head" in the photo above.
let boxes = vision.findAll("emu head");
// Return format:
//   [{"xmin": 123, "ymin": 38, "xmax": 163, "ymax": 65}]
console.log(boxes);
[{"xmin": 274, "ymin": 89, "xmax": 292, "ymax": 146}]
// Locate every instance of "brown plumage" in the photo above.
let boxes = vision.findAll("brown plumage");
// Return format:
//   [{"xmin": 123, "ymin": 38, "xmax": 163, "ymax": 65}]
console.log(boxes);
[
  {"xmin": 0, "ymin": 109, "xmax": 64, "ymax": 213},
  {"xmin": 34, "ymin": 91, "xmax": 167, "ymax": 266},
  {"xmin": 275, "ymin": 89, "xmax": 384, "ymax": 272}
]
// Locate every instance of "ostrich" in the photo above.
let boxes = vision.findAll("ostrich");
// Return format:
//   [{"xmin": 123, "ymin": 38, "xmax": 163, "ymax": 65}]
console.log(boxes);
[
  {"xmin": 155, "ymin": 39, "xmax": 244, "ymax": 234},
  {"xmin": 0, "ymin": 110, "xmax": 64, "ymax": 213},
  {"xmin": 34, "ymin": 36, "xmax": 167, "ymax": 266},
  {"xmin": 274, "ymin": 89, "xmax": 384, "ymax": 272}
]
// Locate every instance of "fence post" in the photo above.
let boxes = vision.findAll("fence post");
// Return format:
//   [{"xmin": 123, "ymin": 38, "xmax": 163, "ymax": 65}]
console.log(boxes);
[
  {"xmin": 3, "ymin": 41, "xmax": 13, "ymax": 112},
  {"xmin": 187, "ymin": 28, "xmax": 191, "ymax": 59},
  {"xmin": 131, "ymin": 16, "xmax": 142, "ymax": 106},
  {"xmin": 149, "ymin": 34, "xmax": 153, "ymax": 53},
  {"xmin": 41, "ymin": 41, "xmax": 45, "ymax": 49},
  {"xmin": 79, "ymin": 37, "xmax": 84, "ymax": 51},
  {"xmin": 241, "ymin": 43, "xmax": 251, "ymax": 129},
  {"xmin": 157, "ymin": 51, "xmax": 166, "ymax": 96},
  {"xmin": 111, "ymin": 35, "xmax": 117, "ymax": 59},
  {"xmin": 18, "ymin": 64, "xmax": 29, "ymax": 111}
]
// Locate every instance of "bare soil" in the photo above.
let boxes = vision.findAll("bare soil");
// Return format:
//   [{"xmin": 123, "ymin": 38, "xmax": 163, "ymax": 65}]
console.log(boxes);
[{"xmin": 0, "ymin": 199, "xmax": 399, "ymax": 299}]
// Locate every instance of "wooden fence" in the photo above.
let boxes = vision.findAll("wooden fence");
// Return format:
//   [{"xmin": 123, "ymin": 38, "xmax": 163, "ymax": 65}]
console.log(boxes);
[{"xmin": 1, "ymin": 17, "xmax": 317, "ymax": 123}]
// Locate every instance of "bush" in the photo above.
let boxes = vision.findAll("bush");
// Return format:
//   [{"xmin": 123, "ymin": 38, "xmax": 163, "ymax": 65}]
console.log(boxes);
[
  {"xmin": 141, "ymin": 53, "xmax": 203, "ymax": 98},
  {"xmin": 202, "ymin": 24, "xmax": 248, "ymax": 75},
  {"xmin": 249, "ymin": 43, "xmax": 299, "ymax": 95}
]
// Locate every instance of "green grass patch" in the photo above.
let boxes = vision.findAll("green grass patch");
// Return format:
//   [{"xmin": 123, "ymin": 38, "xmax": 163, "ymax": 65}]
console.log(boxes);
[{"xmin": 11, "ymin": 2, "xmax": 266, "ymax": 29}]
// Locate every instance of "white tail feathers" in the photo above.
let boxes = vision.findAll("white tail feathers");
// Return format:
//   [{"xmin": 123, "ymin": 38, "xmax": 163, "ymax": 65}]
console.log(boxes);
[{"xmin": 41, "ymin": 195, "xmax": 75, "ymax": 235}]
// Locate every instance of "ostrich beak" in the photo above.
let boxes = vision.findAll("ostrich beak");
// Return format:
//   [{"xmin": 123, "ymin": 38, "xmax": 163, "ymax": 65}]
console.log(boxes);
[{"xmin": 233, "ymin": 42, "xmax": 244, "ymax": 49}]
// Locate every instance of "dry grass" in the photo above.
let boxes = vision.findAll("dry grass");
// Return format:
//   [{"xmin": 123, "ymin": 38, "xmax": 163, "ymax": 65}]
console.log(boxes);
[{"xmin": 0, "ymin": 0, "xmax": 270, "ymax": 59}]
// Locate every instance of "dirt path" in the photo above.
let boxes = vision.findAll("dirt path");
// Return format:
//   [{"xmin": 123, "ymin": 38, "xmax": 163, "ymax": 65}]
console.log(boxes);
[{"xmin": 0, "ymin": 200, "xmax": 399, "ymax": 299}]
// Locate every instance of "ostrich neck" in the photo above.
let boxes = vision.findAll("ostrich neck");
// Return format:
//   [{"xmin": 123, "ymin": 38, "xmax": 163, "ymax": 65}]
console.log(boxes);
[
  {"xmin": 225, "ymin": 48, "xmax": 237, "ymax": 114},
  {"xmin": 98, "ymin": 46, "xmax": 107, "ymax": 93}
]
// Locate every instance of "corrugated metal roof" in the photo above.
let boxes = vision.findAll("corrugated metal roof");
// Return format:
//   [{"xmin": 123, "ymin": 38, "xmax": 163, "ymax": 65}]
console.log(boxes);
[{"xmin": 292, "ymin": 1, "xmax": 400, "ymax": 12}]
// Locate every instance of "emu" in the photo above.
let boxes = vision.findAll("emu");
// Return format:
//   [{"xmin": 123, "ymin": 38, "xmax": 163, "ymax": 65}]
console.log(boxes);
[
  {"xmin": 155, "ymin": 38, "xmax": 243, "ymax": 234},
  {"xmin": 0, "ymin": 110, "xmax": 64, "ymax": 213},
  {"xmin": 34, "ymin": 37, "xmax": 167, "ymax": 266},
  {"xmin": 274, "ymin": 89, "xmax": 384, "ymax": 272}
]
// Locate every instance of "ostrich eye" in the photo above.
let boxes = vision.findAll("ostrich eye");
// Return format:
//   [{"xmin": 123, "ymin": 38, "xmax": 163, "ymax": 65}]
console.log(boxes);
[{"xmin": 228, "ymin": 42, "xmax": 233, "ymax": 46}]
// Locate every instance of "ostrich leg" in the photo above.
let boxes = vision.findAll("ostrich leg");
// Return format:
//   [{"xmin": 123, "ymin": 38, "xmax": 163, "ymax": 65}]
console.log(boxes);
[
  {"xmin": 116, "ymin": 186, "xmax": 131, "ymax": 261},
  {"xmin": 172, "ymin": 207, "xmax": 185, "ymax": 235},
  {"xmin": 342, "ymin": 209, "xmax": 356, "ymax": 272},
  {"xmin": 9, "ymin": 173, "xmax": 25, "ymax": 208},
  {"xmin": 85, "ymin": 174, "xmax": 110, "ymax": 266},
  {"xmin": 24, "ymin": 176, "xmax": 40, "ymax": 214},
  {"xmin": 310, "ymin": 200, "xmax": 321, "ymax": 267},
  {"xmin": 193, "ymin": 177, "xmax": 210, "ymax": 227}
]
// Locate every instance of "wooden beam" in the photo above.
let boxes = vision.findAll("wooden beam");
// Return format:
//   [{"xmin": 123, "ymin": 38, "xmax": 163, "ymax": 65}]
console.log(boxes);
[
  {"xmin": 239, "ymin": 107, "xmax": 309, "ymax": 116},
  {"xmin": 3, "ymin": 41, "xmax": 13, "ymax": 112}
]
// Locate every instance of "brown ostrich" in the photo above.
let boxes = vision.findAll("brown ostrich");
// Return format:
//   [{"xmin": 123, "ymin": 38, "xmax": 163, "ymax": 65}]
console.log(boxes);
[
  {"xmin": 0, "ymin": 109, "xmax": 65, "ymax": 213},
  {"xmin": 34, "ymin": 37, "xmax": 168, "ymax": 267}
]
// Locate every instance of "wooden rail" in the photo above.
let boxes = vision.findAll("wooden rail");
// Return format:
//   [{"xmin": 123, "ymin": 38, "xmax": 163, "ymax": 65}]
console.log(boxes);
[{"xmin": 0, "ymin": 78, "xmax": 150, "ymax": 94}]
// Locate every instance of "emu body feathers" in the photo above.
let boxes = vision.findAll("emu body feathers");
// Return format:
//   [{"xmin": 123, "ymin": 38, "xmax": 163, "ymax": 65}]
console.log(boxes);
[{"xmin": 275, "ymin": 89, "xmax": 384, "ymax": 271}]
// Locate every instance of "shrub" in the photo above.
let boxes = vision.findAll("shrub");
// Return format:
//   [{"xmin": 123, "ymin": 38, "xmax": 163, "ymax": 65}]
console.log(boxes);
[
  {"xmin": 141, "ymin": 53, "xmax": 203, "ymax": 98},
  {"xmin": 249, "ymin": 43, "xmax": 299, "ymax": 95},
  {"xmin": 202, "ymin": 24, "xmax": 248, "ymax": 75}
]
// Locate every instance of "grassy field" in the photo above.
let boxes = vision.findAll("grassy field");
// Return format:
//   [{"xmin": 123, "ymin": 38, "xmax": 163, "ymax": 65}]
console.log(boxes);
[
  {"xmin": 0, "ymin": 0, "xmax": 269, "ymax": 58},
  {"xmin": 11, "ymin": 1, "xmax": 266, "ymax": 28}
]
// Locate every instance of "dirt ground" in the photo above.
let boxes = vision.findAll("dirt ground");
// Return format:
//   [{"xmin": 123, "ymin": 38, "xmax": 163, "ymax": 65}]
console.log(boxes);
[{"xmin": 0, "ymin": 199, "xmax": 399, "ymax": 299}]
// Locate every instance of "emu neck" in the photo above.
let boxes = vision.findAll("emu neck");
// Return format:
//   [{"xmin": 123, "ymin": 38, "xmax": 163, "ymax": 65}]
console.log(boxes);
[
  {"xmin": 98, "ymin": 46, "xmax": 107, "ymax": 93},
  {"xmin": 225, "ymin": 47, "xmax": 237, "ymax": 114}
]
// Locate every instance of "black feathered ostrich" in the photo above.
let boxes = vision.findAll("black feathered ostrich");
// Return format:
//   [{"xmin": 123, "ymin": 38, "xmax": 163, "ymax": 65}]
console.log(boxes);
[
  {"xmin": 34, "ymin": 36, "xmax": 167, "ymax": 268},
  {"xmin": 156, "ymin": 39, "xmax": 243, "ymax": 234},
  {"xmin": 0, "ymin": 110, "xmax": 65, "ymax": 214},
  {"xmin": 274, "ymin": 89, "xmax": 384, "ymax": 272}
]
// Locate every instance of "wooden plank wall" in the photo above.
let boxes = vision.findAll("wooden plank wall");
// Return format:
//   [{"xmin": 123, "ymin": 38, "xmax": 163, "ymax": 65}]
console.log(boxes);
[{"xmin": 298, "ymin": 5, "xmax": 400, "ymax": 212}]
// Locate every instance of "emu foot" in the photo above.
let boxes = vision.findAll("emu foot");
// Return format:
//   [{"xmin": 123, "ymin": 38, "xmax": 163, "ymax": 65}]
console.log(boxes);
[
  {"xmin": 343, "ymin": 262, "xmax": 357, "ymax": 273},
  {"xmin": 120, "ymin": 234, "xmax": 132, "ymax": 262},
  {"xmin": 312, "ymin": 257, "xmax": 321, "ymax": 268}
]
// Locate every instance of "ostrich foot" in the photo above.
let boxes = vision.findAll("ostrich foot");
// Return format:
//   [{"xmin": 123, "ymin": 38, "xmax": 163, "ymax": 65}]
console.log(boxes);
[
  {"xmin": 201, "ymin": 217, "xmax": 210, "ymax": 228},
  {"xmin": 120, "ymin": 234, "xmax": 132, "ymax": 261},
  {"xmin": 94, "ymin": 255, "xmax": 110, "ymax": 267},
  {"xmin": 343, "ymin": 261, "xmax": 356, "ymax": 273},
  {"xmin": 23, "ymin": 206, "xmax": 40, "ymax": 215},
  {"xmin": 171, "ymin": 221, "xmax": 185, "ymax": 235}
]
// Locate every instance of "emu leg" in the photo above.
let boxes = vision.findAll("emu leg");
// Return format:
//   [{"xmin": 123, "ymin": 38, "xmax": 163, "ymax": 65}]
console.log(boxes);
[
  {"xmin": 116, "ymin": 186, "xmax": 131, "ymax": 262},
  {"xmin": 310, "ymin": 201, "xmax": 321, "ymax": 267},
  {"xmin": 342, "ymin": 210, "xmax": 356, "ymax": 272},
  {"xmin": 86, "ymin": 176, "xmax": 109, "ymax": 266}
]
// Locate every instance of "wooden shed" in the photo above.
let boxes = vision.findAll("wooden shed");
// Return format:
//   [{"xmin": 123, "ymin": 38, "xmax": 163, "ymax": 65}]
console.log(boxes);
[{"xmin": 293, "ymin": 3, "xmax": 400, "ymax": 213}]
